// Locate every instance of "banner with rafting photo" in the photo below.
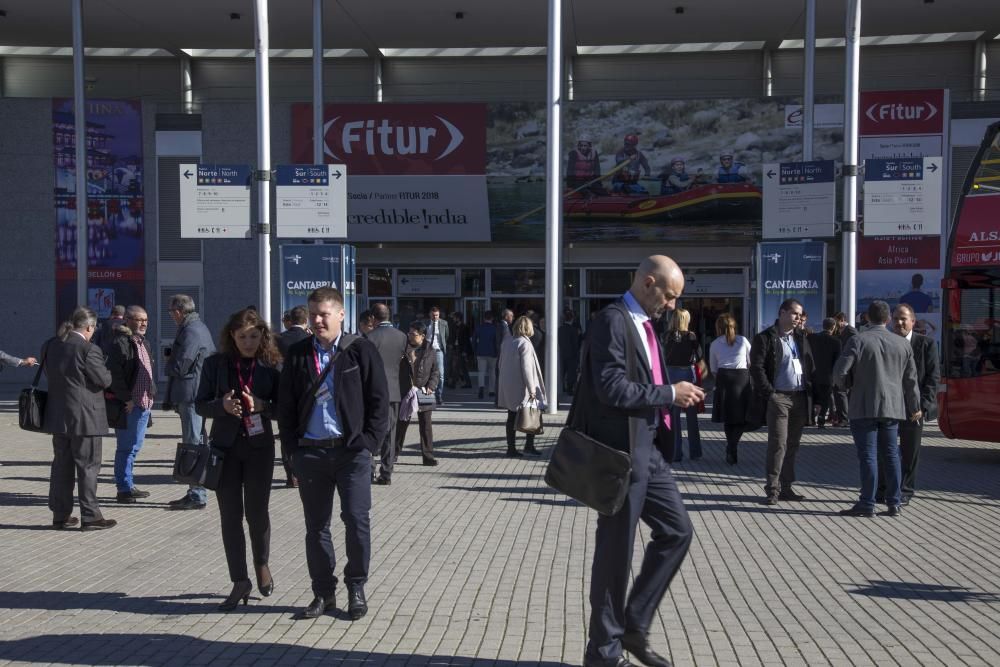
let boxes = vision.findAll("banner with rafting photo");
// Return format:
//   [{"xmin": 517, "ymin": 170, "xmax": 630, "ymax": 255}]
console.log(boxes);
[{"xmin": 489, "ymin": 98, "xmax": 844, "ymax": 242}]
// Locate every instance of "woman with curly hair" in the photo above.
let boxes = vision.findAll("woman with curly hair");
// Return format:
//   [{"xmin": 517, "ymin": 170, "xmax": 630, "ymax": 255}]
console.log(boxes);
[{"xmin": 196, "ymin": 308, "xmax": 282, "ymax": 611}]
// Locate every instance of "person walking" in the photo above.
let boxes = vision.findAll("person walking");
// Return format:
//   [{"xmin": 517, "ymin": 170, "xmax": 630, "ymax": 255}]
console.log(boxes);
[
  {"xmin": 709, "ymin": 313, "xmax": 752, "ymax": 465},
  {"xmin": 834, "ymin": 301, "xmax": 921, "ymax": 517},
  {"xmin": 277, "ymin": 287, "xmax": 389, "ymax": 621},
  {"xmin": 472, "ymin": 311, "xmax": 499, "ymax": 400},
  {"xmin": 831, "ymin": 311, "xmax": 857, "ymax": 426},
  {"xmin": 750, "ymin": 298, "xmax": 815, "ymax": 506},
  {"xmin": 557, "ymin": 308, "xmax": 583, "ymax": 394},
  {"xmin": 105, "ymin": 306, "xmax": 155, "ymax": 504},
  {"xmin": 807, "ymin": 318, "xmax": 843, "ymax": 428},
  {"xmin": 196, "ymin": 308, "xmax": 282, "ymax": 610},
  {"xmin": 164, "ymin": 294, "xmax": 216, "ymax": 510},
  {"xmin": 425, "ymin": 306, "xmax": 449, "ymax": 404},
  {"xmin": 396, "ymin": 321, "xmax": 441, "ymax": 467},
  {"xmin": 577, "ymin": 255, "xmax": 704, "ymax": 667},
  {"xmin": 662, "ymin": 307, "xmax": 703, "ymax": 462},
  {"xmin": 367, "ymin": 303, "xmax": 409, "ymax": 483},
  {"xmin": 497, "ymin": 315, "xmax": 546, "ymax": 458},
  {"xmin": 43, "ymin": 307, "xmax": 117, "ymax": 531}
]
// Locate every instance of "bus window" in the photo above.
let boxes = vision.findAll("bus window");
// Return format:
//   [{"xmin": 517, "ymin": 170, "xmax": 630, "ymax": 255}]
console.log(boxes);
[
  {"xmin": 948, "ymin": 282, "xmax": 1000, "ymax": 378},
  {"xmin": 968, "ymin": 131, "xmax": 1000, "ymax": 195}
]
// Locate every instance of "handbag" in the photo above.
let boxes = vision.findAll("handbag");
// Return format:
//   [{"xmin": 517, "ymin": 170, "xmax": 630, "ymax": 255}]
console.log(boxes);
[
  {"xmin": 545, "ymin": 306, "xmax": 636, "ymax": 516},
  {"xmin": 516, "ymin": 399, "xmax": 543, "ymax": 434},
  {"xmin": 18, "ymin": 341, "xmax": 49, "ymax": 432},
  {"xmin": 416, "ymin": 390, "xmax": 436, "ymax": 407},
  {"xmin": 172, "ymin": 441, "xmax": 226, "ymax": 490}
]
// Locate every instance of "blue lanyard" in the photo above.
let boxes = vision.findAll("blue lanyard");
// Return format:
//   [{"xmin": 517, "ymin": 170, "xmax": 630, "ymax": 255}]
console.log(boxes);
[{"xmin": 781, "ymin": 335, "xmax": 798, "ymax": 360}]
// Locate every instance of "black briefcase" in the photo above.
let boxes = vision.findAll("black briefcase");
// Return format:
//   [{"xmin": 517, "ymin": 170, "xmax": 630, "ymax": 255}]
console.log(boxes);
[
  {"xmin": 172, "ymin": 442, "xmax": 226, "ymax": 490},
  {"xmin": 545, "ymin": 427, "xmax": 631, "ymax": 516},
  {"xmin": 18, "ymin": 351, "xmax": 48, "ymax": 433}
]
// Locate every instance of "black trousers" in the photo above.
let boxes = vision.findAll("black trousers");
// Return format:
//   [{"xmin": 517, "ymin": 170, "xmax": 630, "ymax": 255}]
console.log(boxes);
[
  {"xmin": 396, "ymin": 411, "xmax": 435, "ymax": 461},
  {"xmin": 375, "ymin": 402, "xmax": 400, "ymax": 480},
  {"xmin": 280, "ymin": 440, "xmax": 296, "ymax": 483},
  {"xmin": 49, "ymin": 435, "xmax": 103, "ymax": 522},
  {"xmin": 293, "ymin": 445, "xmax": 372, "ymax": 597},
  {"xmin": 813, "ymin": 383, "xmax": 833, "ymax": 424},
  {"xmin": 877, "ymin": 420, "xmax": 923, "ymax": 499},
  {"xmin": 724, "ymin": 424, "xmax": 743, "ymax": 451},
  {"xmin": 506, "ymin": 410, "xmax": 535, "ymax": 450},
  {"xmin": 215, "ymin": 441, "xmax": 274, "ymax": 582},
  {"xmin": 833, "ymin": 387, "xmax": 849, "ymax": 423},
  {"xmin": 586, "ymin": 446, "xmax": 693, "ymax": 662}
]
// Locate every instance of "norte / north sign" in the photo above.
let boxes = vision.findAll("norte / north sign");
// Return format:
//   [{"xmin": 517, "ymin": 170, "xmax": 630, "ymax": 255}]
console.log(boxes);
[
  {"xmin": 275, "ymin": 164, "xmax": 348, "ymax": 238},
  {"xmin": 179, "ymin": 164, "xmax": 252, "ymax": 238},
  {"xmin": 863, "ymin": 157, "xmax": 943, "ymax": 237},
  {"xmin": 762, "ymin": 160, "xmax": 836, "ymax": 239}
]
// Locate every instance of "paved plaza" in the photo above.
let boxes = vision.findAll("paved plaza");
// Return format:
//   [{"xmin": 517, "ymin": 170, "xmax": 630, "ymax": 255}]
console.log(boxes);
[{"xmin": 0, "ymin": 391, "xmax": 997, "ymax": 667}]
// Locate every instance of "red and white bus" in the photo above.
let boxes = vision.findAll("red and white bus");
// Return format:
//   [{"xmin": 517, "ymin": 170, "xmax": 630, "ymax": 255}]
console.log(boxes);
[{"xmin": 939, "ymin": 121, "xmax": 1000, "ymax": 441}]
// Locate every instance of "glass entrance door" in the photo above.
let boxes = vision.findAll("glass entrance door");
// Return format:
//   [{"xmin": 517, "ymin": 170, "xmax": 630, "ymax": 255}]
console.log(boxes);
[{"xmin": 679, "ymin": 297, "xmax": 744, "ymax": 358}]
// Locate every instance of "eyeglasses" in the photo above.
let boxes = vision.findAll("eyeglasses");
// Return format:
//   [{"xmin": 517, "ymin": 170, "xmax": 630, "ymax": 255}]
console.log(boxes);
[{"xmin": 128, "ymin": 318, "xmax": 149, "ymax": 324}]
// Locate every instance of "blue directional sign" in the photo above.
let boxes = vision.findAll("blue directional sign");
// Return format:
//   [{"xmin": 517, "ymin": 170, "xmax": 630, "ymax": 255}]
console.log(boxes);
[
  {"xmin": 762, "ymin": 160, "xmax": 836, "ymax": 239},
  {"xmin": 863, "ymin": 157, "xmax": 943, "ymax": 236},
  {"xmin": 275, "ymin": 164, "xmax": 348, "ymax": 239},
  {"xmin": 179, "ymin": 163, "xmax": 253, "ymax": 238}
]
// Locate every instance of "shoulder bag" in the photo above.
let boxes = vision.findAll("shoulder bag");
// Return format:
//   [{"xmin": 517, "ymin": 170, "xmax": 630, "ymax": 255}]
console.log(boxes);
[
  {"xmin": 544, "ymin": 306, "xmax": 635, "ymax": 516},
  {"xmin": 172, "ymin": 357, "xmax": 228, "ymax": 488},
  {"xmin": 18, "ymin": 341, "xmax": 50, "ymax": 432},
  {"xmin": 516, "ymin": 398, "xmax": 543, "ymax": 434}
]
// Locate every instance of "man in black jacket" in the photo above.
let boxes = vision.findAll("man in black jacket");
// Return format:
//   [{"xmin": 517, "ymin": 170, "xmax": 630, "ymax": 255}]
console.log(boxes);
[
  {"xmin": 366, "ymin": 302, "xmax": 409, "ymax": 485},
  {"xmin": 105, "ymin": 306, "xmax": 155, "ymax": 504},
  {"xmin": 750, "ymin": 298, "xmax": 815, "ymax": 505},
  {"xmin": 278, "ymin": 287, "xmax": 389, "ymax": 622},
  {"xmin": 807, "ymin": 318, "xmax": 842, "ymax": 428},
  {"xmin": 277, "ymin": 305, "xmax": 311, "ymax": 358},
  {"xmin": 877, "ymin": 304, "xmax": 941, "ymax": 505}
]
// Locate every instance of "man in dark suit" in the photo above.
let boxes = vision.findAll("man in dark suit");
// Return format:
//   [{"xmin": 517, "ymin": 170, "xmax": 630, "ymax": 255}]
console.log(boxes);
[
  {"xmin": 277, "ymin": 305, "xmax": 310, "ymax": 358},
  {"xmin": 277, "ymin": 287, "xmax": 389, "ymax": 621},
  {"xmin": 43, "ymin": 307, "xmax": 117, "ymax": 531},
  {"xmin": 807, "ymin": 318, "xmax": 842, "ymax": 428},
  {"xmin": 425, "ymin": 306, "xmax": 449, "ymax": 404},
  {"xmin": 750, "ymin": 298, "xmax": 816, "ymax": 505},
  {"xmin": 831, "ymin": 311, "xmax": 857, "ymax": 426},
  {"xmin": 558, "ymin": 308, "xmax": 583, "ymax": 394},
  {"xmin": 367, "ymin": 302, "xmax": 409, "ymax": 485},
  {"xmin": 92, "ymin": 304, "xmax": 125, "ymax": 358},
  {"xmin": 833, "ymin": 300, "xmax": 920, "ymax": 517},
  {"xmin": 877, "ymin": 304, "xmax": 940, "ymax": 505},
  {"xmin": 579, "ymin": 255, "xmax": 704, "ymax": 667}
]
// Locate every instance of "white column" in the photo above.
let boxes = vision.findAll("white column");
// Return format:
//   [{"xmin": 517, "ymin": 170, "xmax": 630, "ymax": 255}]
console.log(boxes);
[
  {"xmin": 72, "ymin": 0, "xmax": 87, "ymax": 307},
  {"xmin": 974, "ymin": 37, "xmax": 987, "ymax": 103},
  {"xmin": 840, "ymin": 0, "xmax": 861, "ymax": 320},
  {"xmin": 762, "ymin": 48, "xmax": 773, "ymax": 97},
  {"xmin": 181, "ymin": 54, "xmax": 193, "ymax": 114},
  {"xmin": 803, "ymin": 0, "xmax": 816, "ymax": 160},
  {"xmin": 253, "ymin": 0, "xmax": 273, "ymax": 324},
  {"xmin": 312, "ymin": 0, "xmax": 324, "ymax": 163},
  {"xmin": 544, "ymin": 0, "xmax": 563, "ymax": 414}
]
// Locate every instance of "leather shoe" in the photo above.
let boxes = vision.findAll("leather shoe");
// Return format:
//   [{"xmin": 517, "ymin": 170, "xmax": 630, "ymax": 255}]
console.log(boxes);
[
  {"xmin": 80, "ymin": 518, "xmax": 118, "ymax": 531},
  {"xmin": 422, "ymin": 458, "xmax": 438, "ymax": 467},
  {"xmin": 763, "ymin": 495, "xmax": 778, "ymax": 506},
  {"xmin": 901, "ymin": 495, "xmax": 911, "ymax": 506},
  {"xmin": 374, "ymin": 476, "xmax": 391, "ymax": 486},
  {"xmin": 778, "ymin": 490, "xmax": 806, "ymax": 501},
  {"xmin": 347, "ymin": 583, "xmax": 368, "ymax": 620},
  {"xmin": 622, "ymin": 632, "xmax": 672, "ymax": 667},
  {"xmin": 583, "ymin": 656, "xmax": 636, "ymax": 667},
  {"xmin": 879, "ymin": 505, "xmax": 902, "ymax": 517},
  {"xmin": 116, "ymin": 492, "xmax": 137, "ymax": 504},
  {"xmin": 839, "ymin": 506, "xmax": 875, "ymax": 517},
  {"xmin": 169, "ymin": 497, "xmax": 206, "ymax": 511},
  {"xmin": 52, "ymin": 516, "xmax": 79, "ymax": 529},
  {"xmin": 127, "ymin": 487, "xmax": 151, "ymax": 499},
  {"xmin": 301, "ymin": 594, "xmax": 335, "ymax": 619}
]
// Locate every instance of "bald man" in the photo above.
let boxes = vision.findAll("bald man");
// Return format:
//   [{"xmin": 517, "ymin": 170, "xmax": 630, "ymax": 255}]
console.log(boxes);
[{"xmin": 576, "ymin": 255, "xmax": 704, "ymax": 667}]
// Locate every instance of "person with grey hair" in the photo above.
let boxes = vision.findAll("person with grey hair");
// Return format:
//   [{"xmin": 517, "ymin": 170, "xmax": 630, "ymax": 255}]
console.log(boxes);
[
  {"xmin": 43, "ymin": 307, "xmax": 116, "ymax": 530},
  {"xmin": 833, "ymin": 300, "xmax": 921, "ymax": 518},
  {"xmin": 165, "ymin": 294, "xmax": 216, "ymax": 510}
]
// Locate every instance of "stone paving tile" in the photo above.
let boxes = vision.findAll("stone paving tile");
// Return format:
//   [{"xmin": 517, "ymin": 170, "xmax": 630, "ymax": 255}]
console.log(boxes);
[{"xmin": 0, "ymin": 392, "xmax": 998, "ymax": 666}]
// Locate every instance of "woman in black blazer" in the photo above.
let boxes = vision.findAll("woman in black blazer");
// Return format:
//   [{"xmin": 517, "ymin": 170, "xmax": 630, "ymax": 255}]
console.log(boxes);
[
  {"xmin": 196, "ymin": 308, "xmax": 282, "ymax": 611},
  {"xmin": 397, "ymin": 321, "xmax": 441, "ymax": 466}
]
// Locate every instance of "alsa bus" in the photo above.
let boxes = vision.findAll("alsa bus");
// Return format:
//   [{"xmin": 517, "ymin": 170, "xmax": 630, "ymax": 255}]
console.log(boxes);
[{"xmin": 939, "ymin": 121, "xmax": 1000, "ymax": 441}]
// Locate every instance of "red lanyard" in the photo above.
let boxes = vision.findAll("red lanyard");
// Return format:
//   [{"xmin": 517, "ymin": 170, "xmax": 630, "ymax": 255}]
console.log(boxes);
[{"xmin": 237, "ymin": 358, "xmax": 256, "ymax": 394}]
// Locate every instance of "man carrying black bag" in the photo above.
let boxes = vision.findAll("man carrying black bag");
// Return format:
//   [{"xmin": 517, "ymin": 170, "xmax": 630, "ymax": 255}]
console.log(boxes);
[{"xmin": 570, "ymin": 256, "xmax": 704, "ymax": 667}]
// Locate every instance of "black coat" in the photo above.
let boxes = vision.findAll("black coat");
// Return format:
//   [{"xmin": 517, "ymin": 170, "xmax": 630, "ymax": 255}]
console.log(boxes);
[
  {"xmin": 277, "ymin": 334, "xmax": 389, "ymax": 454},
  {"xmin": 277, "ymin": 326, "xmax": 311, "ymax": 359},
  {"xmin": 366, "ymin": 323, "xmax": 409, "ymax": 403},
  {"xmin": 195, "ymin": 353, "xmax": 280, "ymax": 449},
  {"xmin": 404, "ymin": 341, "xmax": 440, "ymax": 393},
  {"xmin": 909, "ymin": 333, "xmax": 941, "ymax": 420},
  {"xmin": 105, "ymin": 326, "xmax": 157, "ymax": 429},
  {"xmin": 807, "ymin": 331, "xmax": 842, "ymax": 386},
  {"xmin": 749, "ymin": 323, "xmax": 816, "ymax": 426}
]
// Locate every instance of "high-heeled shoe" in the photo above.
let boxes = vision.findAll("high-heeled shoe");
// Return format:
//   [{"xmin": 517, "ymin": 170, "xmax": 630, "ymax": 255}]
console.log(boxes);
[
  {"xmin": 218, "ymin": 579, "xmax": 253, "ymax": 611},
  {"xmin": 255, "ymin": 564, "xmax": 274, "ymax": 597},
  {"xmin": 523, "ymin": 444, "xmax": 542, "ymax": 456}
]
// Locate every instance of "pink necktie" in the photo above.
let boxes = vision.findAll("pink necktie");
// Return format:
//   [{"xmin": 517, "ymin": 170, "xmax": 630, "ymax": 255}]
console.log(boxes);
[{"xmin": 642, "ymin": 320, "xmax": 671, "ymax": 430}]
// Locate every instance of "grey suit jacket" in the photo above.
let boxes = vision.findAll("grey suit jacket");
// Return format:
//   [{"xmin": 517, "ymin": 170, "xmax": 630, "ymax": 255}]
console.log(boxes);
[
  {"xmin": 425, "ymin": 318, "xmax": 449, "ymax": 351},
  {"xmin": 0, "ymin": 349, "xmax": 24, "ymax": 368},
  {"xmin": 833, "ymin": 324, "xmax": 920, "ymax": 421},
  {"xmin": 42, "ymin": 333, "xmax": 112, "ymax": 436},
  {"xmin": 366, "ymin": 322, "xmax": 409, "ymax": 403}
]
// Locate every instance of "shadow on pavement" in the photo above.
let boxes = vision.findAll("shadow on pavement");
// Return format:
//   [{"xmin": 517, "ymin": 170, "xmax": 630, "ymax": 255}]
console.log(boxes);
[
  {"xmin": 846, "ymin": 580, "xmax": 1000, "ymax": 603},
  {"xmin": 0, "ymin": 591, "xmax": 300, "ymax": 617},
  {"xmin": 0, "ymin": 633, "xmax": 576, "ymax": 666}
]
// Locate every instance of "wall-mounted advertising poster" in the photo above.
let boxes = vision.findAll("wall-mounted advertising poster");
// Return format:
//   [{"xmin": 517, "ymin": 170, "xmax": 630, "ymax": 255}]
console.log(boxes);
[
  {"xmin": 757, "ymin": 241, "xmax": 826, "ymax": 332},
  {"xmin": 53, "ymin": 99, "xmax": 144, "ymax": 322}
]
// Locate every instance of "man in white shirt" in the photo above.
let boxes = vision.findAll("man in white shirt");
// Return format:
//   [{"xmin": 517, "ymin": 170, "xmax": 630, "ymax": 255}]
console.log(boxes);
[{"xmin": 426, "ymin": 306, "xmax": 449, "ymax": 405}]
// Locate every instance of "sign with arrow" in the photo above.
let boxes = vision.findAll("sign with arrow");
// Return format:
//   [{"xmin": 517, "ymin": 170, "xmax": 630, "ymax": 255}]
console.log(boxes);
[
  {"xmin": 179, "ymin": 163, "xmax": 253, "ymax": 238},
  {"xmin": 275, "ymin": 164, "xmax": 348, "ymax": 238},
  {"xmin": 762, "ymin": 160, "xmax": 836, "ymax": 239},
  {"xmin": 863, "ymin": 157, "xmax": 943, "ymax": 237}
]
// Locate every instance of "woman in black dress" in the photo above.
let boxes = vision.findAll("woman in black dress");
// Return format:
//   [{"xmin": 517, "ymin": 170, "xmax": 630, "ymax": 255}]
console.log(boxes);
[
  {"xmin": 709, "ymin": 313, "xmax": 752, "ymax": 464},
  {"xmin": 196, "ymin": 308, "xmax": 282, "ymax": 611}
]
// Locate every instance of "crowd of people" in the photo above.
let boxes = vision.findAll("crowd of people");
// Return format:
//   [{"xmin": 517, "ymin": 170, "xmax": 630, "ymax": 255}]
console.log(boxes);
[{"xmin": 2, "ymin": 253, "xmax": 942, "ymax": 667}]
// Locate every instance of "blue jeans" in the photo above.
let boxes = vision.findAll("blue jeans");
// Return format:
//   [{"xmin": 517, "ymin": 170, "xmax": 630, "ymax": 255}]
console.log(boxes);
[
  {"xmin": 850, "ymin": 418, "xmax": 901, "ymax": 509},
  {"xmin": 114, "ymin": 407, "xmax": 150, "ymax": 492},
  {"xmin": 177, "ymin": 401, "xmax": 207, "ymax": 503},
  {"xmin": 434, "ymin": 349, "xmax": 445, "ymax": 402},
  {"xmin": 667, "ymin": 366, "xmax": 702, "ymax": 461}
]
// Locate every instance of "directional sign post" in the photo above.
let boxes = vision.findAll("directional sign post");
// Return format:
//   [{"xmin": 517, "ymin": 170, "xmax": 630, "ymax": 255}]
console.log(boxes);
[
  {"xmin": 275, "ymin": 164, "xmax": 348, "ymax": 238},
  {"xmin": 863, "ymin": 157, "xmax": 943, "ymax": 236},
  {"xmin": 762, "ymin": 160, "xmax": 837, "ymax": 239},
  {"xmin": 179, "ymin": 164, "xmax": 253, "ymax": 238}
]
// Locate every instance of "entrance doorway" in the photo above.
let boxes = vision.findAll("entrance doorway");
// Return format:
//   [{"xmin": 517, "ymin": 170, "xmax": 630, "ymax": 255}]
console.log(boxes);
[
  {"xmin": 678, "ymin": 297, "xmax": 744, "ymax": 358},
  {"xmin": 397, "ymin": 297, "xmax": 457, "ymax": 332}
]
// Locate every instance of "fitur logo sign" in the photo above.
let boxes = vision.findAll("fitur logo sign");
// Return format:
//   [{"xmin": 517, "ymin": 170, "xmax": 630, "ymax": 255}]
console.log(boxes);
[
  {"xmin": 322, "ymin": 116, "xmax": 466, "ymax": 161},
  {"xmin": 864, "ymin": 101, "xmax": 938, "ymax": 124}
]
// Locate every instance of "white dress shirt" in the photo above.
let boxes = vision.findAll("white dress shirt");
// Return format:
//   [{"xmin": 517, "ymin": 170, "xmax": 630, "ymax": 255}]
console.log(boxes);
[{"xmin": 709, "ymin": 335, "xmax": 751, "ymax": 373}]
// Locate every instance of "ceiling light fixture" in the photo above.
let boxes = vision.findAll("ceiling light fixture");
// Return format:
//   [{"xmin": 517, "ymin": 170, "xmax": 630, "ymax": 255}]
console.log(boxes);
[
  {"xmin": 675, "ymin": 6, "xmax": 685, "ymax": 14},
  {"xmin": 455, "ymin": 11, "xmax": 464, "ymax": 20},
  {"xmin": 230, "ymin": 12, "xmax": 241, "ymax": 20}
]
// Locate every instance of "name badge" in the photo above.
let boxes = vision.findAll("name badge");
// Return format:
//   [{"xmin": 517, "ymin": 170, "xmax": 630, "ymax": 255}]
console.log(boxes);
[
  {"xmin": 315, "ymin": 384, "xmax": 332, "ymax": 404},
  {"xmin": 791, "ymin": 358, "xmax": 803, "ymax": 375},
  {"xmin": 244, "ymin": 413, "xmax": 265, "ymax": 436}
]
